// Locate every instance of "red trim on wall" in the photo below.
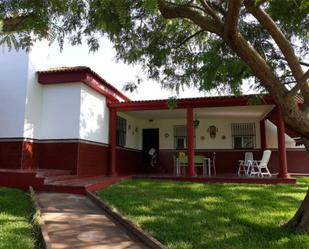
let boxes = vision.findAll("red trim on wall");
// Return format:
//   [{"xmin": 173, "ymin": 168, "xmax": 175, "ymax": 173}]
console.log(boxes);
[
  {"xmin": 78, "ymin": 143, "xmax": 109, "ymax": 176},
  {"xmin": 158, "ymin": 149, "xmax": 309, "ymax": 175},
  {"xmin": 0, "ymin": 170, "xmax": 45, "ymax": 190},
  {"xmin": 276, "ymin": 108, "xmax": 290, "ymax": 178},
  {"xmin": 0, "ymin": 141, "xmax": 23, "ymax": 169},
  {"xmin": 116, "ymin": 148, "xmax": 143, "ymax": 175},
  {"xmin": 109, "ymin": 95, "xmax": 275, "ymax": 111},
  {"xmin": 39, "ymin": 142, "xmax": 79, "ymax": 174},
  {"xmin": 158, "ymin": 150, "xmax": 263, "ymax": 175},
  {"xmin": 109, "ymin": 108, "xmax": 117, "ymax": 176},
  {"xmin": 37, "ymin": 67, "xmax": 130, "ymax": 102},
  {"xmin": 21, "ymin": 141, "xmax": 39, "ymax": 170},
  {"xmin": 0, "ymin": 139, "xmax": 308, "ymax": 177},
  {"xmin": 0, "ymin": 139, "xmax": 140, "ymax": 177},
  {"xmin": 186, "ymin": 107, "xmax": 196, "ymax": 177},
  {"xmin": 268, "ymin": 150, "xmax": 309, "ymax": 174},
  {"xmin": 139, "ymin": 176, "xmax": 296, "ymax": 184}
]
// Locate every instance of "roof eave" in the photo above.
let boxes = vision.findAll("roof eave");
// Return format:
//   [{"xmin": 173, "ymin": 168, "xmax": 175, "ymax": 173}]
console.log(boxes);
[
  {"xmin": 108, "ymin": 94, "xmax": 275, "ymax": 111},
  {"xmin": 37, "ymin": 68, "xmax": 130, "ymax": 102}
]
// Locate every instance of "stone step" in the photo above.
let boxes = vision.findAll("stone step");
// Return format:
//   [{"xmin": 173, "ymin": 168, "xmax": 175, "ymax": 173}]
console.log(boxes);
[
  {"xmin": 44, "ymin": 174, "xmax": 79, "ymax": 184},
  {"xmin": 36, "ymin": 169, "xmax": 72, "ymax": 178},
  {"xmin": 45, "ymin": 175, "xmax": 108, "ymax": 187}
]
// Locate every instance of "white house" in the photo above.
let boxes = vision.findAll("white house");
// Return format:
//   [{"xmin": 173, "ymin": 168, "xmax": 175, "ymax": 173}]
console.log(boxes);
[{"xmin": 0, "ymin": 42, "xmax": 308, "ymax": 189}]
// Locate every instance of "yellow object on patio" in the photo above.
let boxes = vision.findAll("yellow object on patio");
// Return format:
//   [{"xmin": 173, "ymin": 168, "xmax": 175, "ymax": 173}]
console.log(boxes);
[{"xmin": 178, "ymin": 151, "xmax": 186, "ymax": 157}]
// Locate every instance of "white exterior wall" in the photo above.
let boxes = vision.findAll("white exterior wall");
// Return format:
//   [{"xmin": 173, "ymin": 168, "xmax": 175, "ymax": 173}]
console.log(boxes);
[
  {"xmin": 0, "ymin": 46, "xmax": 28, "ymax": 137},
  {"xmin": 39, "ymin": 83, "xmax": 111, "ymax": 143},
  {"xmin": 265, "ymin": 120, "xmax": 302, "ymax": 149},
  {"xmin": 0, "ymin": 43, "xmax": 112, "ymax": 142},
  {"xmin": 24, "ymin": 40, "xmax": 49, "ymax": 138},
  {"xmin": 80, "ymin": 85, "xmax": 109, "ymax": 144},
  {"xmin": 1, "ymin": 42, "xmax": 302, "ymax": 150},
  {"xmin": 196, "ymin": 118, "xmax": 261, "ymax": 149},
  {"xmin": 135, "ymin": 118, "xmax": 261, "ymax": 150},
  {"xmin": 39, "ymin": 83, "xmax": 81, "ymax": 139}
]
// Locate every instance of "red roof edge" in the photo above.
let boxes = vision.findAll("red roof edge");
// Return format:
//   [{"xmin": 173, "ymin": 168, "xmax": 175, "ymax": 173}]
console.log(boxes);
[
  {"xmin": 37, "ymin": 66, "xmax": 130, "ymax": 102},
  {"xmin": 108, "ymin": 94, "xmax": 275, "ymax": 111}
]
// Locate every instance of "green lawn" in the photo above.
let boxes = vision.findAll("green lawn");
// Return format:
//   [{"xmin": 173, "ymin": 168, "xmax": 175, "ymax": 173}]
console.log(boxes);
[
  {"xmin": 98, "ymin": 177, "xmax": 309, "ymax": 249},
  {"xmin": 0, "ymin": 188, "xmax": 38, "ymax": 249}
]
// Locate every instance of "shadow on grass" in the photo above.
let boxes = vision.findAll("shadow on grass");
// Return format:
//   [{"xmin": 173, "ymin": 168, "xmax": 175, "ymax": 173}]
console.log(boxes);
[{"xmin": 98, "ymin": 177, "xmax": 309, "ymax": 249}]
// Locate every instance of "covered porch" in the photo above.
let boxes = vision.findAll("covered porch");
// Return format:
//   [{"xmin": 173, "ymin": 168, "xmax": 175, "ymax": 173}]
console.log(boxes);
[{"xmin": 108, "ymin": 95, "xmax": 298, "ymax": 182}]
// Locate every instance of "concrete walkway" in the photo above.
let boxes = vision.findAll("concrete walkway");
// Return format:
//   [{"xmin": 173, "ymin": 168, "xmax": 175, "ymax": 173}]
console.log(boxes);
[{"xmin": 37, "ymin": 193, "xmax": 150, "ymax": 249}]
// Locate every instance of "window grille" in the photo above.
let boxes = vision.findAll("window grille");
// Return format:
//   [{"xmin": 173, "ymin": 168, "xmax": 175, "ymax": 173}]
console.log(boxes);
[
  {"xmin": 116, "ymin": 116, "xmax": 126, "ymax": 147},
  {"xmin": 174, "ymin": 126, "xmax": 187, "ymax": 149},
  {"xmin": 231, "ymin": 123, "xmax": 256, "ymax": 149}
]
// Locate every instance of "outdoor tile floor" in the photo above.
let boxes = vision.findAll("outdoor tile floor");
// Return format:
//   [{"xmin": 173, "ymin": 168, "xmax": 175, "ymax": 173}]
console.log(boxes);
[{"xmin": 37, "ymin": 192, "xmax": 150, "ymax": 249}]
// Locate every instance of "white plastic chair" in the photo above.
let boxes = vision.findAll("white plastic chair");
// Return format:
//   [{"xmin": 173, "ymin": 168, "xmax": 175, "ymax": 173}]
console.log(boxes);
[
  {"xmin": 209, "ymin": 152, "xmax": 216, "ymax": 176},
  {"xmin": 238, "ymin": 152, "xmax": 253, "ymax": 176},
  {"xmin": 250, "ymin": 150, "xmax": 272, "ymax": 177},
  {"xmin": 176, "ymin": 156, "xmax": 188, "ymax": 176}
]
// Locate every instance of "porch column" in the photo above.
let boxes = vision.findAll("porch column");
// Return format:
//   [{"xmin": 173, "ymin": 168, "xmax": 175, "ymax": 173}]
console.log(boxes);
[
  {"xmin": 109, "ymin": 107, "xmax": 117, "ymax": 176},
  {"xmin": 260, "ymin": 119, "xmax": 266, "ymax": 150},
  {"xmin": 186, "ymin": 107, "xmax": 196, "ymax": 177},
  {"xmin": 276, "ymin": 108, "xmax": 290, "ymax": 178}
]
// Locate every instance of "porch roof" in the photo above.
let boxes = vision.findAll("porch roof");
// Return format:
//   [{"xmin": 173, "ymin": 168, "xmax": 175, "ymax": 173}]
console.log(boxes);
[
  {"xmin": 108, "ymin": 94, "xmax": 275, "ymax": 111},
  {"xmin": 125, "ymin": 105, "xmax": 274, "ymax": 120}
]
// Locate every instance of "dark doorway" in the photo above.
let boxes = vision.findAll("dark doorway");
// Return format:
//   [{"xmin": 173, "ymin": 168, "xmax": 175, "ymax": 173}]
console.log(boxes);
[{"xmin": 142, "ymin": 129, "xmax": 159, "ymax": 164}]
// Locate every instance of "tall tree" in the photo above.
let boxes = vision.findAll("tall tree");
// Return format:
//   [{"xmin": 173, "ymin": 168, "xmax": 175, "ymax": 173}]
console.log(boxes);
[{"xmin": 1, "ymin": 0, "xmax": 309, "ymax": 231}]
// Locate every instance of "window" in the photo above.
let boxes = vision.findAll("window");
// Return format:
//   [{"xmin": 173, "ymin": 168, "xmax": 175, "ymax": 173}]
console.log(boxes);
[
  {"xmin": 231, "ymin": 123, "xmax": 256, "ymax": 149},
  {"xmin": 174, "ymin": 126, "xmax": 187, "ymax": 149},
  {"xmin": 116, "ymin": 116, "xmax": 126, "ymax": 147}
]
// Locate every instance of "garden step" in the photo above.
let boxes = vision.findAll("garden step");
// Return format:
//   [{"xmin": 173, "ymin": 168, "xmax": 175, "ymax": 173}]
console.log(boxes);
[
  {"xmin": 45, "ymin": 175, "xmax": 108, "ymax": 187},
  {"xmin": 44, "ymin": 175, "xmax": 79, "ymax": 184},
  {"xmin": 36, "ymin": 169, "xmax": 71, "ymax": 178}
]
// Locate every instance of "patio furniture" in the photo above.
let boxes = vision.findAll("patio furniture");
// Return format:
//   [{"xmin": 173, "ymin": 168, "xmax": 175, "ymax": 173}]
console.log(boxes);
[
  {"xmin": 208, "ymin": 152, "xmax": 216, "ymax": 176},
  {"xmin": 238, "ymin": 152, "xmax": 253, "ymax": 176},
  {"xmin": 176, "ymin": 155, "xmax": 187, "ymax": 176},
  {"xmin": 194, "ymin": 155, "xmax": 209, "ymax": 176},
  {"xmin": 250, "ymin": 150, "xmax": 272, "ymax": 177},
  {"xmin": 175, "ymin": 155, "xmax": 210, "ymax": 176}
]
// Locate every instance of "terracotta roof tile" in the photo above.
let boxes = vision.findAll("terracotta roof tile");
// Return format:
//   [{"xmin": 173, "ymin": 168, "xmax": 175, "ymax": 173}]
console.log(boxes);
[
  {"xmin": 120, "ymin": 94, "xmax": 271, "ymax": 104},
  {"xmin": 38, "ymin": 66, "xmax": 90, "ymax": 73},
  {"xmin": 38, "ymin": 66, "xmax": 130, "ymax": 101}
]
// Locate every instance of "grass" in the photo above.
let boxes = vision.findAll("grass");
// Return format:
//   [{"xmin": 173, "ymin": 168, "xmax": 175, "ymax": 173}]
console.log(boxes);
[
  {"xmin": 0, "ymin": 187, "xmax": 38, "ymax": 249},
  {"xmin": 98, "ymin": 177, "xmax": 309, "ymax": 249}
]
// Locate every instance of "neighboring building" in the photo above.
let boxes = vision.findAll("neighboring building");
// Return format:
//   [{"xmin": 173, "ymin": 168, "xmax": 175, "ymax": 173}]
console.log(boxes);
[{"xmin": 0, "ymin": 43, "xmax": 308, "ymax": 182}]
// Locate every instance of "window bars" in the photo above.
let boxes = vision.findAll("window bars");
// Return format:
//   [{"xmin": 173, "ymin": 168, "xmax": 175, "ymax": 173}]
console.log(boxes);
[
  {"xmin": 231, "ymin": 123, "xmax": 256, "ymax": 149},
  {"xmin": 116, "ymin": 116, "xmax": 126, "ymax": 147},
  {"xmin": 174, "ymin": 125, "xmax": 187, "ymax": 149}
]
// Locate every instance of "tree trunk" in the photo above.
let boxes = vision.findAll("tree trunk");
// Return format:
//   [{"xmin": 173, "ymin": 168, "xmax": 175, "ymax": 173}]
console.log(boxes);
[
  {"xmin": 285, "ymin": 189, "xmax": 309, "ymax": 232},
  {"xmin": 158, "ymin": 0, "xmax": 309, "ymax": 233}
]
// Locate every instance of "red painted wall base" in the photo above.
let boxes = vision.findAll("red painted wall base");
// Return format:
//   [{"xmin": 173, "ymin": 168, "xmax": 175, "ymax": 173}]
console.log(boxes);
[
  {"xmin": 158, "ymin": 149, "xmax": 309, "ymax": 175},
  {"xmin": 0, "ymin": 139, "xmax": 308, "ymax": 177}
]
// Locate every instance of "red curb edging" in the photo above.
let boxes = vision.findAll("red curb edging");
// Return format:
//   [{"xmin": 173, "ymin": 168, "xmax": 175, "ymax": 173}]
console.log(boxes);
[
  {"xmin": 86, "ymin": 191, "xmax": 168, "ymax": 249},
  {"xmin": 133, "ymin": 175, "xmax": 297, "ymax": 184},
  {"xmin": 29, "ymin": 187, "xmax": 53, "ymax": 249}
]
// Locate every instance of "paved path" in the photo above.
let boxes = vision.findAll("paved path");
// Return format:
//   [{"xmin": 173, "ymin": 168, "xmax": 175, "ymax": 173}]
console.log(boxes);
[{"xmin": 37, "ymin": 193, "xmax": 150, "ymax": 249}]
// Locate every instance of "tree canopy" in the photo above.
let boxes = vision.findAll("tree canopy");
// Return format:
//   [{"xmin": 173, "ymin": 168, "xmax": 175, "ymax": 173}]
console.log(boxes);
[
  {"xmin": 0, "ymin": 1, "xmax": 307, "ymax": 92},
  {"xmin": 0, "ymin": 0, "xmax": 309, "ymax": 139}
]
